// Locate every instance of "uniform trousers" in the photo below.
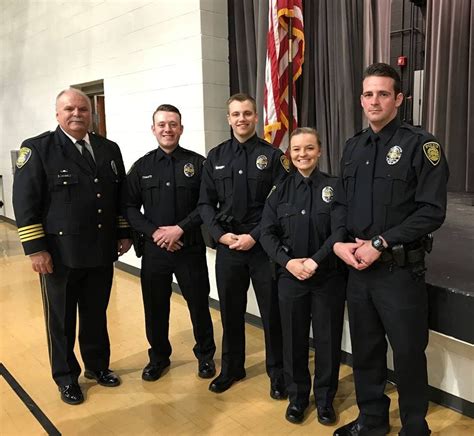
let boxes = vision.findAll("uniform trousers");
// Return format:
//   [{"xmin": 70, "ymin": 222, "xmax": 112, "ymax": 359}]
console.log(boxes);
[
  {"xmin": 39, "ymin": 263, "xmax": 114, "ymax": 386},
  {"xmin": 215, "ymin": 242, "xmax": 283, "ymax": 379},
  {"xmin": 278, "ymin": 272, "xmax": 346, "ymax": 407},
  {"xmin": 347, "ymin": 262, "xmax": 430, "ymax": 436},
  {"xmin": 140, "ymin": 241, "xmax": 215, "ymax": 365}
]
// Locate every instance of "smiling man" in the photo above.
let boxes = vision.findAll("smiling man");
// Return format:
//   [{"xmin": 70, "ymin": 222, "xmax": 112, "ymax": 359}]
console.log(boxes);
[
  {"xmin": 12, "ymin": 88, "xmax": 131, "ymax": 405},
  {"xmin": 125, "ymin": 104, "xmax": 216, "ymax": 383},
  {"xmin": 199, "ymin": 93, "xmax": 289, "ymax": 397},
  {"xmin": 332, "ymin": 63, "xmax": 449, "ymax": 436}
]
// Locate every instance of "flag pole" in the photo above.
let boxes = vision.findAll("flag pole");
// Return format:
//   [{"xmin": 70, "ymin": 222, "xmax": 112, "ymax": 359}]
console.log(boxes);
[{"xmin": 288, "ymin": 14, "xmax": 293, "ymax": 138}]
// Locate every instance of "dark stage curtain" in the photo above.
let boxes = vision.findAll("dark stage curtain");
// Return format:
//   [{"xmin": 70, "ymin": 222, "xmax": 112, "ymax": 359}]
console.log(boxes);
[{"xmin": 424, "ymin": 0, "xmax": 474, "ymax": 192}]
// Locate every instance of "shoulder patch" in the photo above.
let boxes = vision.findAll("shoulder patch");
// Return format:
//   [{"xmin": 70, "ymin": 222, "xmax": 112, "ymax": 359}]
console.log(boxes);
[
  {"xmin": 423, "ymin": 142, "xmax": 441, "ymax": 166},
  {"xmin": 280, "ymin": 155, "xmax": 290, "ymax": 172},
  {"xmin": 16, "ymin": 147, "xmax": 32, "ymax": 169},
  {"xmin": 267, "ymin": 185, "xmax": 277, "ymax": 199}
]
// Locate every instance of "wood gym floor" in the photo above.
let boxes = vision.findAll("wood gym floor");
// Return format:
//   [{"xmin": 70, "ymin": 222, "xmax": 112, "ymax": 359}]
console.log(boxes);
[{"xmin": 0, "ymin": 221, "xmax": 472, "ymax": 435}]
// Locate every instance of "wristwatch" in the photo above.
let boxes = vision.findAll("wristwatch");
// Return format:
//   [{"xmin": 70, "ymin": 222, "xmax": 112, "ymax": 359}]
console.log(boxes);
[{"xmin": 371, "ymin": 236, "xmax": 386, "ymax": 252}]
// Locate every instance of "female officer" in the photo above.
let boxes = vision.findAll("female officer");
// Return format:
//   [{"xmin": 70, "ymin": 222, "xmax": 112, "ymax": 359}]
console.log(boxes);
[{"xmin": 260, "ymin": 127, "xmax": 346, "ymax": 425}]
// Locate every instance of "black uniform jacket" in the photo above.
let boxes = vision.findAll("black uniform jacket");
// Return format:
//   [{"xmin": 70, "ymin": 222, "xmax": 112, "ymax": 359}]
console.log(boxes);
[
  {"xmin": 125, "ymin": 145, "xmax": 205, "ymax": 247},
  {"xmin": 260, "ymin": 169, "xmax": 341, "ymax": 273},
  {"xmin": 333, "ymin": 118, "xmax": 449, "ymax": 245},
  {"xmin": 12, "ymin": 127, "xmax": 130, "ymax": 268},
  {"xmin": 198, "ymin": 134, "xmax": 288, "ymax": 243}
]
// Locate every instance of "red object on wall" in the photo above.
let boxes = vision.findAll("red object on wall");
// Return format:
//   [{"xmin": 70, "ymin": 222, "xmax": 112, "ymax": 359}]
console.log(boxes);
[{"xmin": 397, "ymin": 56, "xmax": 408, "ymax": 66}]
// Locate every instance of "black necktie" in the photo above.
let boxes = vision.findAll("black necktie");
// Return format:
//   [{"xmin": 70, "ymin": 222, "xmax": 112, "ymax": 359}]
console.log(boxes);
[
  {"xmin": 295, "ymin": 177, "xmax": 313, "ymax": 257},
  {"xmin": 354, "ymin": 133, "xmax": 378, "ymax": 231},
  {"xmin": 161, "ymin": 155, "xmax": 176, "ymax": 225},
  {"xmin": 232, "ymin": 144, "xmax": 248, "ymax": 222},
  {"xmin": 76, "ymin": 139, "xmax": 96, "ymax": 172}
]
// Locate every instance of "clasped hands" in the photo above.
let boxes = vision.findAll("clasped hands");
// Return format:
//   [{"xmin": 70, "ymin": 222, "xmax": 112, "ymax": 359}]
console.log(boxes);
[
  {"xmin": 333, "ymin": 238, "xmax": 383, "ymax": 270},
  {"xmin": 286, "ymin": 258, "xmax": 318, "ymax": 281},
  {"xmin": 219, "ymin": 233, "xmax": 256, "ymax": 251},
  {"xmin": 152, "ymin": 225, "xmax": 184, "ymax": 252}
]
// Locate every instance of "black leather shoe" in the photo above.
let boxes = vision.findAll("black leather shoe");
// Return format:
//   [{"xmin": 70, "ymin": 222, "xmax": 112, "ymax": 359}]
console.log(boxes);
[
  {"xmin": 209, "ymin": 373, "xmax": 245, "ymax": 393},
  {"xmin": 142, "ymin": 360, "xmax": 171, "ymax": 382},
  {"xmin": 198, "ymin": 360, "xmax": 216, "ymax": 379},
  {"xmin": 285, "ymin": 403, "xmax": 307, "ymax": 424},
  {"xmin": 270, "ymin": 376, "xmax": 288, "ymax": 400},
  {"xmin": 59, "ymin": 383, "xmax": 84, "ymax": 405},
  {"xmin": 317, "ymin": 405, "xmax": 336, "ymax": 425},
  {"xmin": 333, "ymin": 419, "xmax": 390, "ymax": 436},
  {"xmin": 84, "ymin": 369, "xmax": 121, "ymax": 387}
]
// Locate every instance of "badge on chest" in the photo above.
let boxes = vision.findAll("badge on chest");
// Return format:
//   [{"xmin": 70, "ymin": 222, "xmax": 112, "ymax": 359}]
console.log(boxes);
[{"xmin": 184, "ymin": 163, "xmax": 195, "ymax": 177}]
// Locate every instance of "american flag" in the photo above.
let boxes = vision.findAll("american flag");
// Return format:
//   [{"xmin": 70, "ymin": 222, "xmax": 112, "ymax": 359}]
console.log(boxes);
[{"xmin": 263, "ymin": 0, "xmax": 305, "ymax": 151}]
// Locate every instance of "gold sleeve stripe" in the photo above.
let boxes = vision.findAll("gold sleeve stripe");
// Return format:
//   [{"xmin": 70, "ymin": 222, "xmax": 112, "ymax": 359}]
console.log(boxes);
[
  {"xmin": 117, "ymin": 216, "xmax": 130, "ymax": 228},
  {"xmin": 19, "ymin": 229, "xmax": 45, "ymax": 238},
  {"xmin": 18, "ymin": 223, "xmax": 43, "ymax": 232},
  {"xmin": 19, "ymin": 226, "xmax": 44, "ymax": 235},
  {"xmin": 20, "ymin": 232, "xmax": 45, "ymax": 242}
]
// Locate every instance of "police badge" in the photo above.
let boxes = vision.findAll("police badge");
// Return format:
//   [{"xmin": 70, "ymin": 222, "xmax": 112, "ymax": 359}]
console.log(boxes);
[
  {"xmin": 386, "ymin": 146, "xmax": 402, "ymax": 165},
  {"xmin": 321, "ymin": 186, "xmax": 334, "ymax": 203},
  {"xmin": 184, "ymin": 163, "xmax": 195, "ymax": 177},
  {"xmin": 256, "ymin": 155, "xmax": 268, "ymax": 170},
  {"xmin": 16, "ymin": 147, "xmax": 32, "ymax": 169},
  {"xmin": 423, "ymin": 142, "xmax": 441, "ymax": 166}
]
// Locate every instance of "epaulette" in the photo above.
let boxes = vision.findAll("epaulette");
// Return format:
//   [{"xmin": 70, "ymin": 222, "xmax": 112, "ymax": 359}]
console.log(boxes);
[
  {"xmin": 29, "ymin": 130, "xmax": 52, "ymax": 140},
  {"xmin": 353, "ymin": 127, "xmax": 369, "ymax": 137},
  {"xmin": 90, "ymin": 131, "xmax": 107, "ymax": 140},
  {"xmin": 131, "ymin": 149, "xmax": 156, "ymax": 168},
  {"xmin": 208, "ymin": 139, "xmax": 231, "ymax": 154},
  {"xmin": 399, "ymin": 123, "xmax": 419, "ymax": 132},
  {"xmin": 180, "ymin": 147, "xmax": 205, "ymax": 159},
  {"xmin": 400, "ymin": 123, "xmax": 436, "ymax": 143},
  {"xmin": 319, "ymin": 170, "xmax": 337, "ymax": 179},
  {"xmin": 89, "ymin": 131, "xmax": 117, "ymax": 146},
  {"xmin": 257, "ymin": 136, "xmax": 274, "ymax": 147}
]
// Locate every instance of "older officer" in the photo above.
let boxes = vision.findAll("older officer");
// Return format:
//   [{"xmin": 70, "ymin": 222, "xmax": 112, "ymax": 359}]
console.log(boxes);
[
  {"xmin": 260, "ymin": 128, "xmax": 346, "ymax": 425},
  {"xmin": 12, "ymin": 88, "xmax": 131, "ymax": 405},
  {"xmin": 332, "ymin": 63, "xmax": 449, "ymax": 436},
  {"xmin": 125, "ymin": 104, "xmax": 216, "ymax": 382},
  {"xmin": 199, "ymin": 93, "xmax": 288, "ymax": 397}
]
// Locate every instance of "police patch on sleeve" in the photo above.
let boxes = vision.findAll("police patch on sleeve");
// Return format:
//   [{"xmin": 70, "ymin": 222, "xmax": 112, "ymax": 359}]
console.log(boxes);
[
  {"xmin": 256, "ymin": 155, "xmax": 268, "ymax": 170},
  {"xmin": 386, "ymin": 145, "xmax": 402, "ymax": 165},
  {"xmin": 423, "ymin": 142, "xmax": 441, "ymax": 166},
  {"xmin": 280, "ymin": 155, "xmax": 290, "ymax": 172},
  {"xmin": 16, "ymin": 147, "xmax": 32, "ymax": 169},
  {"xmin": 321, "ymin": 186, "xmax": 334, "ymax": 203},
  {"xmin": 184, "ymin": 163, "xmax": 195, "ymax": 177}
]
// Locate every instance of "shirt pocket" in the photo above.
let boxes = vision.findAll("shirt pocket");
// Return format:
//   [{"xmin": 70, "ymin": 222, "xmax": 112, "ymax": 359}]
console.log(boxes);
[
  {"xmin": 276, "ymin": 203, "xmax": 297, "ymax": 239},
  {"xmin": 140, "ymin": 177, "xmax": 160, "ymax": 205},
  {"xmin": 374, "ymin": 165, "xmax": 410, "ymax": 206},
  {"xmin": 214, "ymin": 167, "xmax": 233, "ymax": 200},
  {"xmin": 255, "ymin": 168, "xmax": 273, "ymax": 202},
  {"xmin": 48, "ymin": 173, "xmax": 79, "ymax": 204},
  {"xmin": 342, "ymin": 161, "xmax": 357, "ymax": 202},
  {"xmin": 175, "ymin": 171, "xmax": 200, "ymax": 208}
]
